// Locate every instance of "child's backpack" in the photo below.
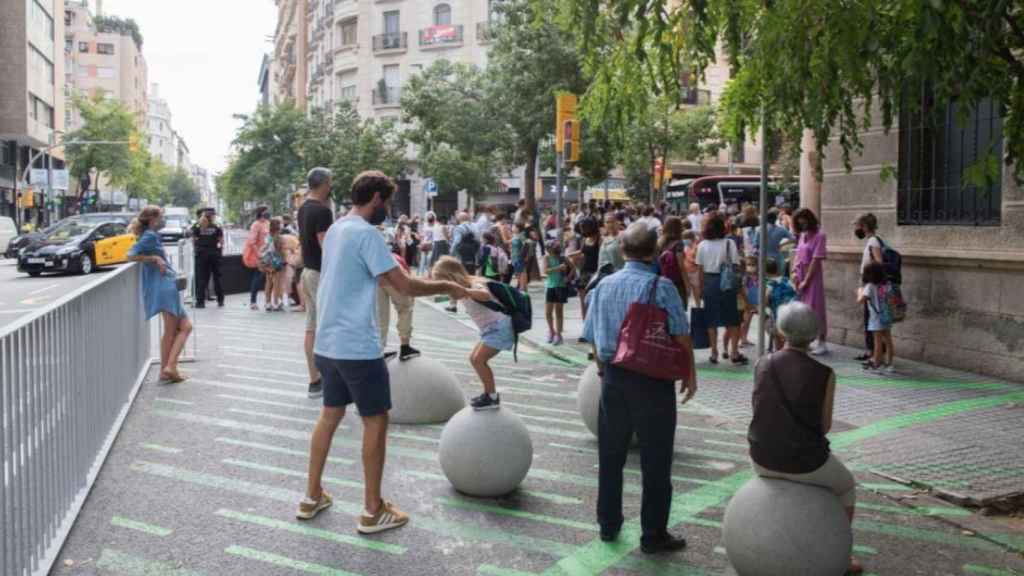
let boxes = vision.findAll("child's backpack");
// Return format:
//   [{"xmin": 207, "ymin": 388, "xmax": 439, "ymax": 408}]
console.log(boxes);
[
  {"xmin": 768, "ymin": 278, "xmax": 797, "ymax": 318},
  {"xmin": 877, "ymin": 237, "xmax": 903, "ymax": 285},
  {"xmin": 493, "ymin": 245, "xmax": 510, "ymax": 275},
  {"xmin": 871, "ymin": 283, "xmax": 894, "ymax": 326},
  {"xmin": 456, "ymin": 226, "xmax": 481, "ymax": 268},
  {"xmin": 883, "ymin": 282, "xmax": 907, "ymax": 323},
  {"xmin": 481, "ymin": 281, "xmax": 533, "ymax": 361},
  {"xmin": 658, "ymin": 241, "xmax": 685, "ymax": 285}
]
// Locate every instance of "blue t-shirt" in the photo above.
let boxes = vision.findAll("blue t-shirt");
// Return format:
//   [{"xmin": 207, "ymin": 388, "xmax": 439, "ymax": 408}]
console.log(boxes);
[{"xmin": 315, "ymin": 215, "xmax": 398, "ymax": 360}]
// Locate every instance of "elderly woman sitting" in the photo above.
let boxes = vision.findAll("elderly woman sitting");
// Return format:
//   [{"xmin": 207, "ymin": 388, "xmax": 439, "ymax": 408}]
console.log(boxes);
[{"xmin": 747, "ymin": 301, "xmax": 862, "ymax": 574}]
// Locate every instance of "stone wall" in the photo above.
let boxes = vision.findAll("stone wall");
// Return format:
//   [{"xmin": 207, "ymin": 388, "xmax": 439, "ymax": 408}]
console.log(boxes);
[{"xmin": 816, "ymin": 103, "xmax": 1024, "ymax": 382}]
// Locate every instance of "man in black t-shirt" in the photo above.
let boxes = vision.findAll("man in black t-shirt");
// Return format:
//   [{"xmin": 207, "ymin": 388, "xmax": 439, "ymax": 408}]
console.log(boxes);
[
  {"xmin": 298, "ymin": 168, "xmax": 335, "ymax": 398},
  {"xmin": 191, "ymin": 208, "xmax": 224, "ymax": 307}
]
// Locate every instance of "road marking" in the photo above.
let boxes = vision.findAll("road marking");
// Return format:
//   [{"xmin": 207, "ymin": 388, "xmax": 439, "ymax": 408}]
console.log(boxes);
[
  {"xmin": 217, "ymin": 394, "xmax": 323, "ymax": 413},
  {"xmin": 216, "ymin": 509, "xmax": 406, "ymax": 554},
  {"xmin": 401, "ymin": 470, "xmax": 583, "ymax": 505},
  {"xmin": 228, "ymin": 373, "xmax": 308, "ymax": 388},
  {"xmin": 438, "ymin": 496, "xmax": 597, "ymax": 532},
  {"xmin": 222, "ymin": 458, "xmax": 363, "ymax": 490},
  {"xmin": 854, "ymin": 520, "xmax": 1002, "ymax": 552},
  {"xmin": 216, "ymin": 437, "xmax": 355, "ymax": 466},
  {"xmin": 218, "ymin": 363, "xmax": 306, "ymax": 377},
  {"xmin": 504, "ymin": 402, "xmax": 578, "ymax": 416},
  {"xmin": 224, "ymin": 546, "xmax": 360, "ymax": 576},
  {"xmin": 228, "ymin": 407, "xmax": 325, "ymax": 426},
  {"xmin": 0, "ymin": 309, "xmax": 37, "ymax": 314},
  {"xmin": 153, "ymin": 397, "xmax": 193, "ymax": 406},
  {"xmin": 140, "ymin": 443, "xmax": 182, "ymax": 455},
  {"xmin": 96, "ymin": 548, "xmax": 202, "ymax": 576},
  {"xmin": 963, "ymin": 564, "xmax": 1019, "ymax": 576},
  {"xmin": 478, "ymin": 565, "xmax": 541, "ymax": 576},
  {"xmin": 110, "ymin": 516, "xmax": 173, "ymax": 537},
  {"xmin": 856, "ymin": 502, "xmax": 971, "ymax": 518},
  {"xmin": 27, "ymin": 282, "xmax": 60, "ymax": 295},
  {"xmin": 189, "ymin": 378, "xmax": 310, "ymax": 399},
  {"xmin": 701, "ymin": 438, "xmax": 748, "ymax": 449}
]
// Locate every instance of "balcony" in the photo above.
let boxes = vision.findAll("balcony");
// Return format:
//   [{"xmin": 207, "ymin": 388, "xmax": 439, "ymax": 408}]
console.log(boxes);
[
  {"xmin": 681, "ymin": 88, "xmax": 712, "ymax": 106},
  {"xmin": 372, "ymin": 32, "xmax": 408, "ymax": 53},
  {"xmin": 372, "ymin": 86, "xmax": 401, "ymax": 107},
  {"xmin": 419, "ymin": 24, "xmax": 464, "ymax": 49},
  {"xmin": 477, "ymin": 21, "xmax": 494, "ymax": 44}
]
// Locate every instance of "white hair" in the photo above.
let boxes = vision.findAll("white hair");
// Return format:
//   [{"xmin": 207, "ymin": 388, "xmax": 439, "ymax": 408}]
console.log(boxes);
[
  {"xmin": 457, "ymin": 211, "xmax": 471, "ymax": 223},
  {"xmin": 689, "ymin": 202, "xmax": 700, "ymax": 214},
  {"xmin": 776, "ymin": 302, "xmax": 819, "ymax": 348}
]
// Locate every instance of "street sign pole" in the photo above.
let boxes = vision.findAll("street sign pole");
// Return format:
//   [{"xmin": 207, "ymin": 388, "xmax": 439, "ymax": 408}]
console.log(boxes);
[
  {"xmin": 555, "ymin": 150, "xmax": 564, "ymax": 235},
  {"xmin": 757, "ymin": 104, "xmax": 770, "ymax": 358}
]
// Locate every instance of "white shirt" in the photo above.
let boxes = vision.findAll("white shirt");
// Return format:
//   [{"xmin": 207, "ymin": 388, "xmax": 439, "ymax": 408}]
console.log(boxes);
[
  {"xmin": 861, "ymin": 236, "xmax": 882, "ymax": 273},
  {"xmin": 638, "ymin": 216, "xmax": 662, "ymax": 232},
  {"xmin": 687, "ymin": 213, "xmax": 703, "ymax": 234},
  {"xmin": 695, "ymin": 238, "xmax": 740, "ymax": 274},
  {"xmin": 475, "ymin": 214, "xmax": 492, "ymax": 237},
  {"xmin": 462, "ymin": 280, "xmax": 504, "ymax": 330}
]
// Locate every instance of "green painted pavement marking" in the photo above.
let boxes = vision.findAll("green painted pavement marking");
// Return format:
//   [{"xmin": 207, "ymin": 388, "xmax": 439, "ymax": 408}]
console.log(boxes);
[
  {"xmin": 402, "ymin": 470, "xmax": 582, "ymax": 505},
  {"xmin": 989, "ymin": 533, "xmax": 1024, "ymax": 552},
  {"xmin": 110, "ymin": 516, "xmax": 173, "ymax": 537},
  {"xmin": 216, "ymin": 437, "xmax": 355, "ymax": 466},
  {"xmin": 542, "ymin": 389, "xmax": 1024, "ymax": 576},
  {"xmin": 502, "ymin": 386, "xmax": 577, "ymax": 399},
  {"xmin": 131, "ymin": 460, "xmax": 305, "ymax": 501},
  {"xmin": 702, "ymin": 438, "xmax": 747, "ymax": 449},
  {"xmin": 678, "ymin": 425, "xmax": 745, "ymax": 436},
  {"xmin": 96, "ymin": 549, "xmax": 202, "ymax": 576},
  {"xmin": 516, "ymin": 412, "xmax": 587, "ymax": 427},
  {"xmin": 155, "ymin": 409, "xmax": 310, "ymax": 440},
  {"xmin": 225, "ymin": 545, "xmax": 358, "ymax": 576},
  {"xmin": 217, "ymin": 393, "xmax": 323, "ymax": 413},
  {"xmin": 388, "ymin": 431, "xmax": 440, "ymax": 444},
  {"xmin": 618, "ymin": 466, "xmax": 715, "ymax": 486},
  {"xmin": 857, "ymin": 502, "xmax": 971, "ymax": 518},
  {"xmin": 479, "ymin": 565, "xmax": 540, "ymax": 576},
  {"xmin": 438, "ymin": 496, "xmax": 596, "ymax": 532},
  {"xmin": 525, "ymin": 424, "xmax": 593, "ymax": 440},
  {"xmin": 853, "ymin": 544, "xmax": 878, "ymax": 556},
  {"xmin": 140, "ymin": 443, "xmax": 182, "ymax": 454},
  {"xmin": 963, "ymin": 564, "xmax": 1021, "ymax": 576},
  {"xmin": 861, "ymin": 482, "xmax": 913, "ymax": 492},
  {"xmin": 154, "ymin": 397, "xmax": 193, "ymax": 406},
  {"xmin": 527, "ymin": 467, "xmax": 642, "ymax": 495},
  {"xmin": 189, "ymin": 378, "xmax": 309, "ymax": 399},
  {"xmin": 548, "ymin": 443, "xmax": 598, "ymax": 455},
  {"xmin": 215, "ymin": 509, "xmax": 405, "ymax": 554},
  {"xmin": 678, "ymin": 448, "xmax": 749, "ymax": 463},
  {"xmin": 229, "ymin": 407, "xmax": 325, "ymax": 425},
  {"xmin": 504, "ymin": 402, "xmax": 579, "ymax": 416},
  {"xmin": 222, "ymin": 458, "xmax": 363, "ymax": 490},
  {"xmin": 854, "ymin": 520, "xmax": 1002, "ymax": 552}
]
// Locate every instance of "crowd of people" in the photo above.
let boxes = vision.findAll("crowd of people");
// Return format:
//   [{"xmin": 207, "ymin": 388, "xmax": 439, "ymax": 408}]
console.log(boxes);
[{"xmin": 124, "ymin": 168, "xmax": 911, "ymax": 575}]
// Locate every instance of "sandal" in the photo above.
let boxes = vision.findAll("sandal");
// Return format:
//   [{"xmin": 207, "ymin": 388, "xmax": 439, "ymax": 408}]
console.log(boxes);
[
  {"xmin": 854, "ymin": 352, "xmax": 872, "ymax": 361},
  {"xmin": 159, "ymin": 370, "xmax": 186, "ymax": 384},
  {"xmin": 731, "ymin": 354, "xmax": 749, "ymax": 365},
  {"xmin": 709, "ymin": 353, "xmax": 719, "ymax": 365}
]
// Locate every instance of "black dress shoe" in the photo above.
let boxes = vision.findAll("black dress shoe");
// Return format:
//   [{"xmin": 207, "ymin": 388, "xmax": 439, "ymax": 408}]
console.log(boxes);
[
  {"xmin": 600, "ymin": 527, "xmax": 620, "ymax": 542},
  {"xmin": 641, "ymin": 532, "xmax": 687, "ymax": 554}
]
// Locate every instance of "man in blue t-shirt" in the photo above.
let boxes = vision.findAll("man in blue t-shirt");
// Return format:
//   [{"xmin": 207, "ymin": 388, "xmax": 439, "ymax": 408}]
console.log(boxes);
[{"xmin": 298, "ymin": 170, "xmax": 467, "ymax": 535}]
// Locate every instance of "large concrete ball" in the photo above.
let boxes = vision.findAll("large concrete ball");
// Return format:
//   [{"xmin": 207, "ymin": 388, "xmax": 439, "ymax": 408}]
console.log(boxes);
[
  {"xmin": 723, "ymin": 477, "xmax": 852, "ymax": 576},
  {"xmin": 386, "ymin": 356, "xmax": 466, "ymax": 425},
  {"xmin": 576, "ymin": 364, "xmax": 603, "ymax": 438},
  {"xmin": 439, "ymin": 407, "xmax": 534, "ymax": 497}
]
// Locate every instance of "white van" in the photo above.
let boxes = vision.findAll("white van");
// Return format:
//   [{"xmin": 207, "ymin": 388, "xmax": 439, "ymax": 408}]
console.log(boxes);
[{"xmin": 0, "ymin": 217, "xmax": 17, "ymax": 258}]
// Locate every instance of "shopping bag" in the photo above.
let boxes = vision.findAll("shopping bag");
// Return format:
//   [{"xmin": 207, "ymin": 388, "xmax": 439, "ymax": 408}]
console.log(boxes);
[{"xmin": 611, "ymin": 278, "xmax": 691, "ymax": 381}]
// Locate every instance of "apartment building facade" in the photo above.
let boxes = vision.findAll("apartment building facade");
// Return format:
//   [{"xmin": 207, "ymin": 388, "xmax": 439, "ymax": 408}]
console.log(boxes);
[
  {"xmin": 803, "ymin": 97, "xmax": 1024, "ymax": 381},
  {"xmin": 63, "ymin": 0, "xmax": 148, "ymax": 132},
  {"xmin": 146, "ymin": 83, "xmax": 191, "ymax": 173},
  {"xmin": 0, "ymin": 0, "xmax": 67, "ymax": 223},
  {"xmin": 273, "ymin": 0, "xmax": 309, "ymax": 109}
]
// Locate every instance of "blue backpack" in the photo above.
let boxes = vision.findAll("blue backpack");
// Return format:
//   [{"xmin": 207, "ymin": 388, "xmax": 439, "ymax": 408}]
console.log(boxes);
[
  {"xmin": 481, "ymin": 281, "xmax": 533, "ymax": 361},
  {"xmin": 768, "ymin": 278, "xmax": 797, "ymax": 319},
  {"xmin": 877, "ymin": 237, "xmax": 903, "ymax": 285}
]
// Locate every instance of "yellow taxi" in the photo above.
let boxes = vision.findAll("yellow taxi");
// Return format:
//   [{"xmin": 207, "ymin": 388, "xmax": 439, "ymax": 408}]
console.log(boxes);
[{"xmin": 16, "ymin": 218, "xmax": 136, "ymax": 276}]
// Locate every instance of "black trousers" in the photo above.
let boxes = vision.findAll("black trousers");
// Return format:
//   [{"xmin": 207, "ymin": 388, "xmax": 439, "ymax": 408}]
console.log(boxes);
[
  {"xmin": 597, "ymin": 363, "xmax": 677, "ymax": 543},
  {"xmin": 863, "ymin": 300, "xmax": 874, "ymax": 351},
  {"xmin": 195, "ymin": 251, "xmax": 224, "ymax": 304}
]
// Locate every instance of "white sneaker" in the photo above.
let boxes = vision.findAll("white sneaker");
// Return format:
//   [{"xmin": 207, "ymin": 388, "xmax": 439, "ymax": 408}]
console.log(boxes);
[
  {"xmin": 810, "ymin": 344, "xmax": 830, "ymax": 356},
  {"xmin": 884, "ymin": 364, "xmax": 896, "ymax": 374}
]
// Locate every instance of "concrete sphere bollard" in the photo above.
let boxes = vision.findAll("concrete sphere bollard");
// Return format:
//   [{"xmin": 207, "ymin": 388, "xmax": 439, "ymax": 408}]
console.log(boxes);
[
  {"xmin": 576, "ymin": 364, "xmax": 637, "ymax": 445},
  {"xmin": 439, "ymin": 406, "xmax": 533, "ymax": 497},
  {"xmin": 385, "ymin": 356, "xmax": 466, "ymax": 425},
  {"xmin": 723, "ymin": 477, "xmax": 852, "ymax": 576}
]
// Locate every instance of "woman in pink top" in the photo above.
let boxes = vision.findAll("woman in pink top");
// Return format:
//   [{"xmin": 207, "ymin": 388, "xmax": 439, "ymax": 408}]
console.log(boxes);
[
  {"xmin": 792, "ymin": 208, "xmax": 829, "ymax": 355},
  {"xmin": 243, "ymin": 207, "xmax": 271, "ymax": 310}
]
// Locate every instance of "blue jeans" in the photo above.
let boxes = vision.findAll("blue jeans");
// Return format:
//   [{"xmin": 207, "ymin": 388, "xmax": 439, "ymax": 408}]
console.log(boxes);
[{"xmin": 249, "ymin": 267, "xmax": 265, "ymax": 305}]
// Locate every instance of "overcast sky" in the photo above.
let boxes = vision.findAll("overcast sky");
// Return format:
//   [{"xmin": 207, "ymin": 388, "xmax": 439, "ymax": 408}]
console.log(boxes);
[{"xmin": 99, "ymin": 0, "xmax": 277, "ymax": 175}]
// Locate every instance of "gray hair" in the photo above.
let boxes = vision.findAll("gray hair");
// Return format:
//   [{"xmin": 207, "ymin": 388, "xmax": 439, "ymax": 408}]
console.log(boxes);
[
  {"xmin": 621, "ymin": 222, "xmax": 658, "ymax": 260},
  {"xmin": 776, "ymin": 302, "xmax": 819, "ymax": 348},
  {"xmin": 457, "ymin": 211, "xmax": 471, "ymax": 223},
  {"xmin": 307, "ymin": 167, "xmax": 333, "ymax": 191}
]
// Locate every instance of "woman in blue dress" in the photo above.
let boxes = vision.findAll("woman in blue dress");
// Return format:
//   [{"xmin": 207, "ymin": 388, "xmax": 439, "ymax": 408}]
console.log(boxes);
[{"xmin": 127, "ymin": 206, "xmax": 193, "ymax": 383}]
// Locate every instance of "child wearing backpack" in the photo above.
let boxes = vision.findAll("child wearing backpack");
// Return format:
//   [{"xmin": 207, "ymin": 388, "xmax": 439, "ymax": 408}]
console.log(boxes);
[
  {"xmin": 858, "ymin": 261, "xmax": 894, "ymax": 373},
  {"xmin": 543, "ymin": 241, "xmax": 569, "ymax": 345},
  {"xmin": 765, "ymin": 258, "xmax": 797, "ymax": 350},
  {"xmin": 479, "ymin": 231, "xmax": 509, "ymax": 282},
  {"xmin": 432, "ymin": 256, "xmax": 515, "ymax": 410}
]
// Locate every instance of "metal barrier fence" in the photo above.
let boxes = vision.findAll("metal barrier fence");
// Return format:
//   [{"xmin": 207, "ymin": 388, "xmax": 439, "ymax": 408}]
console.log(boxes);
[{"xmin": 0, "ymin": 264, "xmax": 152, "ymax": 576}]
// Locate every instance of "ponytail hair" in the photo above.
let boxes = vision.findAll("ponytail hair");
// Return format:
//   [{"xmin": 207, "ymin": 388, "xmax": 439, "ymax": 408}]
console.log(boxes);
[{"xmin": 130, "ymin": 205, "xmax": 162, "ymax": 236}]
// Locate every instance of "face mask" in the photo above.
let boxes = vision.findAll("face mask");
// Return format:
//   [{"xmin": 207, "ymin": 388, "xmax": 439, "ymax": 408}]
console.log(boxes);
[
  {"xmin": 369, "ymin": 205, "xmax": 388, "ymax": 226},
  {"xmin": 854, "ymin": 229, "xmax": 866, "ymax": 240}
]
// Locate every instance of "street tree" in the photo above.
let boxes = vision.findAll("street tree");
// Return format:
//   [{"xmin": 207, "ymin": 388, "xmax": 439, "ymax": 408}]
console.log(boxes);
[
  {"xmin": 64, "ymin": 95, "xmax": 141, "ymax": 191},
  {"xmin": 402, "ymin": 60, "xmax": 507, "ymax": 200},
  {"xmin": 487, "ymin": 0, "xmax": 587, "ymax": 219},
  {"xmin": 564, "ymin": 0, "xmax": 1024, "ymax": 180},
  {"xmin": 320, "ymin": 101, "xmax": 407, "ymax": 201},
  {"xmin": 164, "ymin": 168, "xmax": 200, "ymax": 208},
  {"xmin": 222, "ymin": 104, "xmax": 307, "ymax": 212}
]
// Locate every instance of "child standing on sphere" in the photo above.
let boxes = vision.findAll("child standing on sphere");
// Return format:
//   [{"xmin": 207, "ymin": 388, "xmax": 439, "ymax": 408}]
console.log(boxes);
[{"xmin": 432, "ymin": 256, "xmax": 515, "ymax": 410}]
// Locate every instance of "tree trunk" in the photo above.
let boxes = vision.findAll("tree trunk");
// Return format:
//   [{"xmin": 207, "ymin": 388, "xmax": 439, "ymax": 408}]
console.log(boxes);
[{"xmin": 524, "ymin": 141, "xmax": 538, "ymax": 222}]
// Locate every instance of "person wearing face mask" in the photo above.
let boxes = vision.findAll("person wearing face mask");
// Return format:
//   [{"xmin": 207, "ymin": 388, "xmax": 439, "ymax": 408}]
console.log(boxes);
[
  {"xmin": 191, "ymin": 208, "xmax": 224, "ymax": 308},
  {"xmin": 242, "ymin": 206, "xmax": 272, "ymax": 310},
  {"xmin": 792, "ymin": 208, "xmax": 830, "ymax": 355},
  {"xmin": 127, "ymin": 206, "xmax": 192, "ymax": 383},
  {"xmin": 300, "ymin": 170, "xmax": 469, "ymax": 535},
  {"xmin": 854, "ymin": 213, "xmax": 883, "ymax": 362}
]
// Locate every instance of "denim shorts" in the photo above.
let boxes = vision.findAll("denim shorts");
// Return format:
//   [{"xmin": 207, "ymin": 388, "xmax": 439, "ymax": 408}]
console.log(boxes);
[
  {"xmin": 480, "ymin": 316, "xmax": 515, "ymax": 351},
  {"xmin": 314, "ymin": 356, "xmax": 391, "ymax": 416}
]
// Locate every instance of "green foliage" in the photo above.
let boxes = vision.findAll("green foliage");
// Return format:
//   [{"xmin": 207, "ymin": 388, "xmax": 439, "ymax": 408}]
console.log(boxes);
[
  {"xmin": 164, "ymin": 168, "xmax": 199, "ymax": 208},
  {"xmin": 221, "ymin": 101, "xmax": 407, "ymax": 212},
  {"xmin": 65, "ymin": 96, "xmax": 142, "ymax": 189},
  {"xmin": 402, "ymin": 60, "xmax": 507, "ymax": 197},
  {"xmin": 565, "ymin": 0, "xmax": 1024, "ymax": 179},
  {"xmin": 92, "ymin": 14, "xmax": 143, "ymax": 50}
]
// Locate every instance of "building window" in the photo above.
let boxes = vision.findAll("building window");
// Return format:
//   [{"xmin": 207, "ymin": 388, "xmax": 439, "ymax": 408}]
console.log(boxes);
[
  {"xmin": 29, "ymin": 47, "xmax": 55, "ymax": 85},
  {"xmin": 30, "ymin": 95, "xmax": 54, "ymax": 129},
  {"xmin": 97, "ymin": 43, "xmax": 115, "ymax": 55},
  {"xmin": 340, "ymin": 19, "xmax": 357, "ymax": 46},
  {"xmin": 898, "ymin": 85, "xmax": 1003, "ymax": 226},
  {"xmin": 79, "ymin": 41, "xmax": 89, "ymax": 53},
  {"xmin": 30, "ymin": 0, "xmax": 54, "ymax": 42},
  {"xmin": 434, "ymin": 4, "xmax": 452, "ymax": 26},
  {"xmin": 97, "ymin": 66, "xmax": 116, "ymax": 79},
  {"xmin": 383, "ymin": 11, "xmax": 400, "ymax": 34}
]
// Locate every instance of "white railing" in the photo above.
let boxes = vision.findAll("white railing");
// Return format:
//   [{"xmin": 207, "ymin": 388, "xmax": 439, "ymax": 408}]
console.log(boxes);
[{"xmin": 0, "ymin": 263, "xmax": 152, "ymax": 576}]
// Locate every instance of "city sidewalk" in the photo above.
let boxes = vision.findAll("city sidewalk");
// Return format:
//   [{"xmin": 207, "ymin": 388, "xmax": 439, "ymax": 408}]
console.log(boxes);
[{"xmin": 51, "ymin": 295, "xmax": 1024, "ymax": 576}]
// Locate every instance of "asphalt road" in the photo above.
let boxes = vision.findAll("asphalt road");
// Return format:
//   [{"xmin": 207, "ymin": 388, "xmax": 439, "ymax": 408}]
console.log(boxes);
[{"xmin": 0, "ymin": 258, "xmax": 123, "ymax": 330}]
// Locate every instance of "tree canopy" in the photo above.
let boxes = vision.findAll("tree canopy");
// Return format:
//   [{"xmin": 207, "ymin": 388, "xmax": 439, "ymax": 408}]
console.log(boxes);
[
  {"xmin": 64, "ymin": 96, "xmax": 141, "ymax": 189},
  {"xmin": 565, "ymin": 0, "xmax": 1024, "ymax": 179}
]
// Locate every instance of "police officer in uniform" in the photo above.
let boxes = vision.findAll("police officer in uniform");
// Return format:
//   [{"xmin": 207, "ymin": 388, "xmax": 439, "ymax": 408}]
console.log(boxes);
[{"xmin": 191, "ymin": 208, "xmax": 224, "ymax": 308}]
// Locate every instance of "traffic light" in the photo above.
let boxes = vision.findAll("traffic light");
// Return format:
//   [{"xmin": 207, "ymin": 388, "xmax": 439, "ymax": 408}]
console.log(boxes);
[
  {"xmin": 19, "ymin": 189, "xmax": 35, "ymax": 209},
  {"xmin": 128, "ymin": 133, "xmax": 140, "ymax": 153},
  {"xmin": 563, "ymin": 119, "xmax": 581, "ymax": 163},
  {"xmin": 653, "ymin": 158, "xmax": 665, "ymax": 189}
]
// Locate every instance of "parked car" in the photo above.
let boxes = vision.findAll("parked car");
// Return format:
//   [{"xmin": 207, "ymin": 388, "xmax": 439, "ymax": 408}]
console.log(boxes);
[
  {"xmin": 158, "ymin": 213, "xmax": 191, "ymax": 244},
  {"xmin": 4, "ymin": 212, "xmax": 133, "ymax": 259},
  {"xmin": 0, "ymin": 216, "xmax": 16, "ymax": 258},
  {"xmin": 17, "ymin": 219, "xmax": 136, "ymax": 276}
]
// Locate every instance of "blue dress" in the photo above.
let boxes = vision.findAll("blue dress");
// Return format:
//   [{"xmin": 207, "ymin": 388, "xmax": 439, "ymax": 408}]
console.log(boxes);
[{"xmin": 128, "ymin": 230, "xmax": 187, "ymax": 319}]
